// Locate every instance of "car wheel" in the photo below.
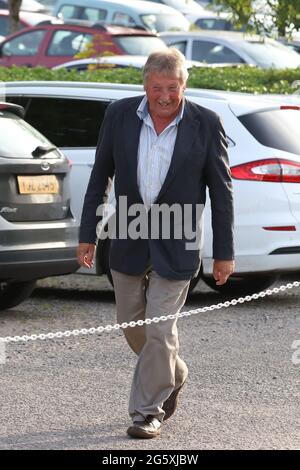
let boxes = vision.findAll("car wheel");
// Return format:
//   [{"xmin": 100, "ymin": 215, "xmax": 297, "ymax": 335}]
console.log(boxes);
[
  {"xmin": 0, "ymin": 280, "xmax": 37, "ymax": 310},
  {"xmin": 201, "ymin": 274, "xmax": 278, "ymax": 296}
]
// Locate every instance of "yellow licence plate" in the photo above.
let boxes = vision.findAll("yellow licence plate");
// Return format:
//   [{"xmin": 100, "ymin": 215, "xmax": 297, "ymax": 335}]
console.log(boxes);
[{"xmin": 17, "ymin": 175, "xmax": 59, "ymax": 195}]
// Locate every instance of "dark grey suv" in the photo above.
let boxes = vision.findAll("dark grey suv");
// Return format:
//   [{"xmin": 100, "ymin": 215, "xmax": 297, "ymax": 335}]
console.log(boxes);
[{"xmin": 0, "ymin": 102, "xmax": 78, "ymax": 310}]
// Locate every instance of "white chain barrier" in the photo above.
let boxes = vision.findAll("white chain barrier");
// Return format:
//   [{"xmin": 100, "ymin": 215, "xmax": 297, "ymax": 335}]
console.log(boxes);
[{"xmin": 0, "ymin": 280, "xmax": 299, "ymax": 349}]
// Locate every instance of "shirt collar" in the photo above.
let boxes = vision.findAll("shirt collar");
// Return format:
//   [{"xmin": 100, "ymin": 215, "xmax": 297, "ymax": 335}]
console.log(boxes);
[{"xmin": 136, "ymin": 95, "xmax": 185, "ymax": 125}]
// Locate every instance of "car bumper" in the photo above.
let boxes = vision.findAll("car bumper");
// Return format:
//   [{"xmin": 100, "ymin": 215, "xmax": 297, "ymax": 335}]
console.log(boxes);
[
  {"xmin": 0, "ymin": 246, "xmax": 79, "ymax": 281},
  {"xmin": 203, "ymin": 251, "xmax": 300, "ymax": 276}
]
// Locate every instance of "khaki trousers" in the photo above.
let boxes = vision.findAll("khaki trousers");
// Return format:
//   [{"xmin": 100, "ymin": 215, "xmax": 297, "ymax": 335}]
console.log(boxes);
[{"xmin": 111, "ymin": 268, "xmax": 190, "ymax": 422}]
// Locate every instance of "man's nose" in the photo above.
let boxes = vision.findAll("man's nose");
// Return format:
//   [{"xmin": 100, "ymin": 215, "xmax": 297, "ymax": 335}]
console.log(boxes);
[{"xmin": 160, "ymin": 89, "xmax": 170, "ymax": 100}]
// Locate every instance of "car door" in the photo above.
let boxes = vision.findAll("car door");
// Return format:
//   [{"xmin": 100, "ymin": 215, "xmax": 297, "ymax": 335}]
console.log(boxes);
[
  {"xmin": 43, "ymin": 29, "xmax": 95, "ymax": 68},
  {"xmin": 0, "ymin": 29, "xmax": 47, "ymax": 67}
]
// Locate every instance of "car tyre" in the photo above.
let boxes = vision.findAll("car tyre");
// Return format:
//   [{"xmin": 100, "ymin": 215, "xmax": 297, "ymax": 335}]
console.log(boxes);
[
  {"xmin": 201, "ymin": 274, "xmax": 279, "ymax": 297},
  {"xmin": 0, "ymin": 280, "xmax": 37, "ymax": 310}
]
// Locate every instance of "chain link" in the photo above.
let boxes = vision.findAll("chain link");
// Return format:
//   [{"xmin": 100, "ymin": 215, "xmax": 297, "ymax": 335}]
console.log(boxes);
[{"xmin": 0, "ymin": 280, "xmax": 299, "ymax": 345}]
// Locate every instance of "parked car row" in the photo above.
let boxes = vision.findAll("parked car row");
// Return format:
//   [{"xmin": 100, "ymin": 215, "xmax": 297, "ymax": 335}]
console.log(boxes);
[
  {"xmin": 3, "ymin": 81, "xmax": 300, "ymax": 303},
  {"xmin": 0, "ymin": 1, "xmax": 300, "ymax": 311},
  {"xmin": 1, "ymin": 0, "xmax": 300, "ymax": 45},
  {"xmin": 0, "ymin": 0, "xmax": 248, "ymax": 39},
  {"xmin": 1, "ymin": 20, "xmax": 300, "ymax": 69},
  {"xmin": 1, "ymin": 0, "xmax": 300, "ymax": 69}
]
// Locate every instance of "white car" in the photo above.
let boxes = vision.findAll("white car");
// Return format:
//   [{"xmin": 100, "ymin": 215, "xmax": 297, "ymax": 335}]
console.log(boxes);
[
  {"xmin": 53, "ymin": 55, "xmax": 209, "ymax": 71},
  {"xmin": 159, "ymin": 31, "xmax": 300, "ymax": 68},
  {"xmin": 52, "ymin": 0, "xmax": 190, "ymax": 34},
  {"xmin": 140, "ymin": 0, "xmax": 211, "ymax": 24},
  {"xmin": 142, "ymin": 0, "xmax": 241, "ymax": 32},
  {"xmin": 3, "ymin": 81, "xmax": 300, "ymax": 294}
]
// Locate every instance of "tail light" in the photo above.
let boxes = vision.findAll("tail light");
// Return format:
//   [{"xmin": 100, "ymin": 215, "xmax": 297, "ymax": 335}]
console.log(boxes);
[
  {"xmin": 263, "ymin": 226, "xmax": 296, "ymax": 231},
  {"xmin": 280, "ymin": 105, "xmax": 300, "ymax": 110},
  {"xmin": 67, "ymin": 158, "xmax": 72, "ymax": 168},
  {"xmin": 231, "ymin": 158, "xmax": 300, "ymax": 183}
]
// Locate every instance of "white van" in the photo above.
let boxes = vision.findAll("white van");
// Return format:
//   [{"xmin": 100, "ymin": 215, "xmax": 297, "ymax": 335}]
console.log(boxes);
[{"xmin": 52, "ymin": 0, "xmax": 190, "ymax": 33}]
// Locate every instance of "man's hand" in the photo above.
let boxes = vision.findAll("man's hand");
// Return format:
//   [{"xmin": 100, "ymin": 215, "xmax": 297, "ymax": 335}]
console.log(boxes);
[
  {"xmin": 213, "ymin": 259, "xmax": 235, "ymax": 286},
  {"xmin": 77, "ymin": 243, "xmax": 96, "ymax": 269}
]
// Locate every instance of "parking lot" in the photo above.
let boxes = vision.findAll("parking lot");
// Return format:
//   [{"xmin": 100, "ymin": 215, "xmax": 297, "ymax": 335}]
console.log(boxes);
[{"xmin": 0, "ymin": 273, "xmax": 299, "ymax": 450}]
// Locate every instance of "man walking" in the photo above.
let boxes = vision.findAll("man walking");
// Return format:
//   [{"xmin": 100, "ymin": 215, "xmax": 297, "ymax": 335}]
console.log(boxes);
[{"xmin": 77, "ymin": 49, "xmax": 234, "ymax": 439}]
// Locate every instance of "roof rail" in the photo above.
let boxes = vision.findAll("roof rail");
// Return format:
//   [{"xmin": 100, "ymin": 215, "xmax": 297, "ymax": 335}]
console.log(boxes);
[
  {"xmin": 91, "ymin": 22, "xmax": 109, "ymax": 31},
  {"xmin": 93, "ymin": 22, "xmax": 148, "ymax": 32},
  {"xmin": 36, "ymin": 19, "xmax": 64, "ymax": 26},
  {"xmin": 62, "ymin": 18, "xmax": 96, "ymax": 26},
  {"xmin": 109, "ymin": 23, "xmax": 148, "ymax": 31}
]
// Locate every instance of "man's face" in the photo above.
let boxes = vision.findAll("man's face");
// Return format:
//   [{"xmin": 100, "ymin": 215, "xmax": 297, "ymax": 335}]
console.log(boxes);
[{"xmin": 144, "ymin": 72, "xmax": 186, "ymax": 120}]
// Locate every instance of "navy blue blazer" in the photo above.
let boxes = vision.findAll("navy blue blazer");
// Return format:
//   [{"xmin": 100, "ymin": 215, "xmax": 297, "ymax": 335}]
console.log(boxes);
[{"xmin": 79, "ymin": 95, "xmax": 234, "ymax": 280}]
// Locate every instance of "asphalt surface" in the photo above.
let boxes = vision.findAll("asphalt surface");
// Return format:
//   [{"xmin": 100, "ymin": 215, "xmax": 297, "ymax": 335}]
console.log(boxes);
[{"xmin": 0, "ymin": 273, "xmax": 299, "ymax": 450}]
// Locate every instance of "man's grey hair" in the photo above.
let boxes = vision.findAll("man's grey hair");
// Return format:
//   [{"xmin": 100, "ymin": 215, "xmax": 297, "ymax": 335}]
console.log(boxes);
[{"xmin": 143, "ymin": 48, "xmax": 189, "ymax": 85}]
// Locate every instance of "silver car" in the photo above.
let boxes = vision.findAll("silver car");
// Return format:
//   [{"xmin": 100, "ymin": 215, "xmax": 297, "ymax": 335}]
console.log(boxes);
[
  {"xmin": 0, "ymin": 101, "xmax": 78, "ymax": 310},
  {"xmin": 159, "ymin": 31, "xmax": 300, "ymax": 68}
]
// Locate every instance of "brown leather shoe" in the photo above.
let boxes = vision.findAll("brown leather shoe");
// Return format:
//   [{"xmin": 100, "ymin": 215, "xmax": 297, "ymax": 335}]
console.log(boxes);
[
  {"xmin": 162, "ymin": 380, "xmax": 186, "ymax": 421},
  {"xmin": 127, "ymin": 416, "xmax": 162, "ymax": 439}
]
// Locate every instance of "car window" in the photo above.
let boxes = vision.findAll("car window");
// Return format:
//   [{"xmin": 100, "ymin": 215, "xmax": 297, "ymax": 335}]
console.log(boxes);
[
  {"xmin": 0, "ymin": 110, "xmax": 53, "ymax": 159},
  {"xmin": 57, "ymin": 5, "xmax": 106, "ymax": 21},
  {"xmin": 112, "ymin": 12, "xmax": 136, "ymax": 28},
  {"xmin": 47, "ymin": 30, "xmax": 93, "ymax": 56},
  {"xmin": 140, "ymin": 13, "xmax": 189, "ymax": 33},
  {"xmin": 82, "ymin": 7, "xmax": 107, "ymax": 22},
  {"xmin": 239, "ymin": 109, "xmax": 300, "ymax": 154},
  {"xmin": 114, "ymin": 35, "xmax": 167, "ymax": 55},
  {"xmin": 166, "ymin": 40, "xmax": 187, "ymax": 54},
  {"xmin": 195, "ymin": 18, "xmax": 243, "ymax": 31},
  {"xmin": 6, "ymin": 97, "xmax": 109, "ymax": 148},
  {"xmin": 2, "ymin": 29, "xmax": 46, "ymax": 56},
  {"xmin": 57, "ymin": 5, "xmax": 79, "ymax": 19},
  {"xmin": 191, "ymin": 40, "xmax": 244, "ymax": 63}
]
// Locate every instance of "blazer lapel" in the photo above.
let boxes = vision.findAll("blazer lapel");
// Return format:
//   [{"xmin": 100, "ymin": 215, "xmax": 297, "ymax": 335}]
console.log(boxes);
[
  {"xmin": 123, "ymin": 99, "xmax": 143, "ymax": 200},
  {"xmin": 155, "ymin": 103, "xmax": 200, "ymax": 203}
]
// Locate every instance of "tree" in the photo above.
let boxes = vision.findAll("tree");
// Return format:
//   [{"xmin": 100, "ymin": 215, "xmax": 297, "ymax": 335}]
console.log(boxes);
[
  {"xmin": 214, "ymin": 0, "xmax": 300, "ymax": 37},
  {"xmin": 8, "ymin": 0, "xmax": 22, "ymax": 34}
]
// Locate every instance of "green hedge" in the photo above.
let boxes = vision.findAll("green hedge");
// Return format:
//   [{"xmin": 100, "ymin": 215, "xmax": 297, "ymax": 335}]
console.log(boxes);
[{"xmin": 1, "ymin": 65, "xmax": 300, "ymax": 94}]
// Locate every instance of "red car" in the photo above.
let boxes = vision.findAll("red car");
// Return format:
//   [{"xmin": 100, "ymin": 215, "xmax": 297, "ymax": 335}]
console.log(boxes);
[{"xmin": 0, "ymin": 21, "xmax": 166, "ymax": 68}]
